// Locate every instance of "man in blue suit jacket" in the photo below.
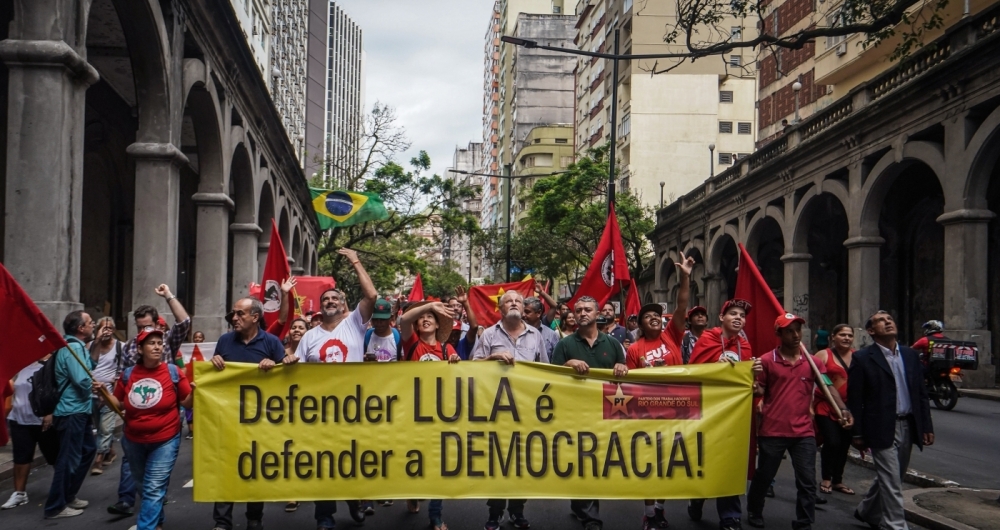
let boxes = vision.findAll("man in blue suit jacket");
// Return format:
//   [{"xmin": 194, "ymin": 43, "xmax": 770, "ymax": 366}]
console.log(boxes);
[{"xmin": 848, "ymin": 311, "xmax": 934, "ymax": 530}]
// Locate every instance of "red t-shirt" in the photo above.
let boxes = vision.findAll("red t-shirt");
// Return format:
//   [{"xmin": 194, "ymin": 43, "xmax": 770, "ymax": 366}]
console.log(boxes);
[
  {"xmin": 688, "ymin": 327, "xmax": 753, "ymax": 365},
  {"xmin": 114, "ymin": 363, "xmax": 191, "ymax": 444},
  {"xmin": 815, "ymin": 348, "xmax": 850, "ymax": 419},
  {"xmin": 626, "ymin": 324, "xmax": 684, "ymax": 369},
  {"xmin": 757, "ymin": 349, "xmax": 826, "ymax": 438},
  {"xmin": 403, "ymin": 334, "xmax": 458, "ymax": 362}
]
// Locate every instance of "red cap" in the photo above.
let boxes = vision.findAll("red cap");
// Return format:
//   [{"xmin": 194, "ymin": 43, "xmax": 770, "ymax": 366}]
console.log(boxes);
[
  {"xmin": 452, "ymin": 320, "xmax": 462, "ymax": 331},
  {"xmin": 687, "ymin": 306, "xmax": 708, "ymax": 319},
  {"xmin": 135, "ymin": 326, "xmax": 164, "ymax": 344},
  {"xmin": 156, "ymin": 316, "xmax": 168, "ymax": 328},
  {"xmin": 774, "ymin": 313, "xmax": 806, "ymax": 330},
  {"xmin": 310, "ymin": 312, "xmax": 323, "ymax": 322},
  {"xmin": 720, "ymin": 299, "xmax": 752, "ymax": 316}
]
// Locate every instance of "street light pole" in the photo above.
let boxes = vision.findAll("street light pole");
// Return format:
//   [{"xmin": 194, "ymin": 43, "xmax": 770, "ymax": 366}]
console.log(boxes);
[
  {"xmin": 607, "ymin": 29, "xmax": 620, "ymax": 213},
  {"xmin": 793, "ymin": 77, "xmax": 802, "ymax": 124},
  {"xmin": 709, "ymin": 143, "xmax": 715, "ymax": 177},
  {"xmin": 504, "ymin": 163, "xmax": 512, "ymax": 282},
  {"xmin": 659, "ymin": 181, "xmax": 665, "ymax": 208}
]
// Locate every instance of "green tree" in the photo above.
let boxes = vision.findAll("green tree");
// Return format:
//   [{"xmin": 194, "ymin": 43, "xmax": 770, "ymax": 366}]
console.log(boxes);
[{"xmin": 421, "ymin": 261, "xmax": 468, "ymax": 300}]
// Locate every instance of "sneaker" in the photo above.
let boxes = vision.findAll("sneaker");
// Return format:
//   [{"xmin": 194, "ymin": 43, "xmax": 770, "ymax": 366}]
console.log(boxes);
[
  {"xmin": 379, "ymin": 500, "xmax": 394, "ymax": 507},
  {"xmin": 186, "ymin": 433, "xmax": 194, "ymax": 440},
  {"xmin": 652, "ymin": 508, "xmax": 669, "ymax": 528},
  {"xmin": 509, "ymin": 513, "xmax": 529, "ymax": 529},
  {"xmin": 347, "ymin": 501, "xmax": 366, "ymax": 523},
  {"xmin": 285, "ymin": 501, "xmax": 300, "ymax": 512},
  {"xmin": 363, "ymin": 501, "xmax": 376, "ymax": 516},
  {"xmin": 67, "ymin": 498, "xmax": 89, "ymax": 509},
  {"xmin": 45, "ymin": 506, "xmax": 84, "ymax": 519},
  {"xmin": 687, "ymin": 501, "xmax": 703, "ymax": 522},
  {"xmin": 747, "ymin": 512, "xmax": 765, "ymax": 528},
  {"xmin": 642, "ymin": 516, "xmax": 656, "ymax": 530},
  {"xmin": 484, "ymin": 519, "xmax": 501, "ymax": 530},
  {"xmin": 247, "ymin": 520, "xmax": 263, "ymax": 530},
  {"xmin": 108, "ymin": 501, "xmax": 135, "ymax": 515},
  {"xmin": 1, "ymin": 491, "xmax": 28, "ymax": 510}
]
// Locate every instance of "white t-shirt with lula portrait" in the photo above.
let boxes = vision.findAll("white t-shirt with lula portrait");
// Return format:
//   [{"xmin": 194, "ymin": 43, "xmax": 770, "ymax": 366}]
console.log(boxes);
[
  {"xmin": 296, "ymin": 307, "xmax": 368, "ymax": 363},
  {"xmin": 366, "ymin": 331, "xmax": 399, "ymax": 362}
]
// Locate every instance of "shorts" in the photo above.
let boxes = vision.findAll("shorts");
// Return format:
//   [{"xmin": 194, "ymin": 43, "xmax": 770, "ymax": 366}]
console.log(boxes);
[{"xmin": 8, "ymin": 420, "xmax": 60, "ymax": 465}]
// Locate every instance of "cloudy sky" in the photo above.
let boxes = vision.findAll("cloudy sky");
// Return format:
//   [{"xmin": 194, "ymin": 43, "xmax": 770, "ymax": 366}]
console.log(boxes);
[{"xmin": 335, "ymin": 0, "xmax": 494, "ymax": 178}]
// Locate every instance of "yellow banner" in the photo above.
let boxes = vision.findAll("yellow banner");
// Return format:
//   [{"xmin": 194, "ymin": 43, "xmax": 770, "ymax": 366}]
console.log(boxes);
[{"xmin": 193, "ymin": 361, "xmax": 752, "ymax": 501}]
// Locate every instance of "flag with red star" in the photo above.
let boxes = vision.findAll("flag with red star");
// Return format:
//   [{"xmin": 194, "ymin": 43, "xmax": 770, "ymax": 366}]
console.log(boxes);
[{"xmin": 468, "ymin": 279, "xmax": 537, "ymax": 327}]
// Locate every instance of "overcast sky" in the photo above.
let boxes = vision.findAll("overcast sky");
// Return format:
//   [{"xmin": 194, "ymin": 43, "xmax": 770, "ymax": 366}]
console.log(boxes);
[{"xmin": 335, "ymin": 0, "xmax": 494, "ymax": 178}]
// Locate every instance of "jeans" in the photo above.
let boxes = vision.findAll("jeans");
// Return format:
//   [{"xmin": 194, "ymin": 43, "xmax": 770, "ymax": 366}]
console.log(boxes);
[
  {"xmin": 688, "ymin": 495, "xmax": 742, "ymax": 526},
  {"xmin": 123, "ymin": 434, "xmax": 180, "ymax": 530},
  {"xmin": 487, "ymin": 498, "xmax": 526, "ymax": 519},
  {"xmin": 213, "ymin": 502, "xmax": 264, "ymax": 529},
  {"xmin": 314, "ymin": 501, "xmax": 338, "ymax": 528},
  {"xmin": 44, "ymin": 413, "xmax": 96, "ymax": 516},
  {"xmin": 571, "ymin": 500, "xmax": 602, "ymax": 527},
  {"xmin": 92, "ymin": 399, "xmax": 118, "ymax": 454},
  {"xmin": 747, "ymin": 436, "xmax": 818, "ymax": 530},
  {"xmin": 428, "ymin": 499, "xmax": 443, "ymax": 525},
  {"xmin": 118, "ymin": 451, "xmax": 137, "ymax": 505},
  {"xmin": 816, "ymin": 414, "xmax": 852, "ymax": 484}
]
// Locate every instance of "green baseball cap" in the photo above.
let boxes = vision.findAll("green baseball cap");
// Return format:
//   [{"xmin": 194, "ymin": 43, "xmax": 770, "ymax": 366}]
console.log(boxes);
[{"xmin": 372, "ymin": 298, "xmax": 393, "ymax": 319}]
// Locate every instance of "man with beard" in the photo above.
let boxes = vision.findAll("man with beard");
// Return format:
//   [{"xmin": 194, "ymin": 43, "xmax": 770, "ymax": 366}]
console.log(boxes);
[
  {"xmin": 600, "ymin": 302, "xmax": 628, "ymax": 345},
  {"xmin": 523, "ymin": 296, "xmax": 559, "ymax": 360},
  {"xmin": 551, "ymin": 296, "xmax": 628, "ymax": 530},
  {"xmin": 289, "ymin": 248, "xmax": 376, "ymax": 529}
]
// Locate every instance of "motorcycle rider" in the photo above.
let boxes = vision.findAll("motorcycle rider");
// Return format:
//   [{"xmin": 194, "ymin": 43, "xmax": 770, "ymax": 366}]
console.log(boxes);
[{"xmin": 911, "ymin": 320, "xmax": 945, "ymax": 367}]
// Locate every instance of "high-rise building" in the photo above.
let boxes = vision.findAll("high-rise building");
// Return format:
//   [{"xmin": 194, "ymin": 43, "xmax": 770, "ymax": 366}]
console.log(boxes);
[
  {"xmin": 305, "ymin": 1, "xmax": 366, "ymax": 186},
  {"xmin": 573, "ymin": 0, "xmax": 758, "ymax": 210},
  {"xmin": 270, "ymin": 0, "xmax": 309, "ymax": 161},
  {"xmin": 230, "ymin": 0, "xmax": 272, "ymax": 75},
  {"xmin": 446, "ymin": 142, "xmax": 485, "ymax": 282}
]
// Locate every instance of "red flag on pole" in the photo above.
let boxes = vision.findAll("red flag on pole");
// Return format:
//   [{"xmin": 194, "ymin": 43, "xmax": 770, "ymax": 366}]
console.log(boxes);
[
  {"xmin": 259, "ymin": 220, "xmax": 293, "ymax": 335},
  {"xmin": 408, "ymin": 273, "xmax": 424, "ymax": 302},
  {"xmin": 734, "ymin": 243, "xmax": 784, "ymax": 358},
  {"xmin": 0, "ymin": 263, "xmax": 68, "ymax": 446},
  {"xmin": 569, "ymin": 205, "xmax": 631, "ymax": 308},
  {"xmin": 620, "ymin": 280, "xmax": 641, "ymax": 326},
  {"xmin": 469, "ymin": 279, "xmax": 537, "ymax": 327}
]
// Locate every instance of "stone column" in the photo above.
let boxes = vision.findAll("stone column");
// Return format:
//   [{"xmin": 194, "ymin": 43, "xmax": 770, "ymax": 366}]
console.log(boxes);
[
  {"xmin": 703, "ymin": 274, "xmax": 723, "ymax": 326},
  {"xmin": 191, "ymin": 193, "xmax": 233, "ymax": 340},
  {"xmin": 937, "ymin": 209, "xmax": 995, "ymax": 387},
  {"xmin": 844, "ymin": 236, "xmax": 883, "ymax": 348},
  {"xmin": 781, "ymin": 253, "xmax": 812, "ymax": 346},
  {"xmin": 128, "ymin": 143, "xmax": 188, "ymax": 327},
  {"xmin": 257, "ymin": 242, "xmax": 270, "ymax": 280},
  {"xmin": 0, "ymin": 21, "xmax": 100, "ymax": 324},
  {"xmin": 230, "ymin": 223, "xmax": 261, "ymax": 303}
]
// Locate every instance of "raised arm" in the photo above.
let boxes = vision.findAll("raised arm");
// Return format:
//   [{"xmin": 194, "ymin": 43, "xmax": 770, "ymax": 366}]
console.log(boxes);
[
  {"xmin": 535, "ymin": 283, "xmax": 558, "ymax": 323},
  {"xmin": 155, "ymin": 284, "xmax": 190, "ymax": 323},
  {"xmin": 276, "ymin": 276, "xmax": 297, "ymax": 325},
  {"xmin": 399, "ymin": 302, "xmax": 451, "ymax": 342},
  {"xmin": 670, "ymin": 252, "xmax": 695, "ymax": 336},
  {"xmin": 339, "ymin": 248, "xmax": 377, "ymax": 321},
  {"xmin": 455, "ymin": 286, "xmax": 479, "ymax": 345}
]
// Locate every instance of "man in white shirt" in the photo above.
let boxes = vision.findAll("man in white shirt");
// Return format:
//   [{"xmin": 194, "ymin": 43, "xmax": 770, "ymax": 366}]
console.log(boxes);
[{"xmin": 88, "ymin": 317, "xmax": 122, "ymax": 474}]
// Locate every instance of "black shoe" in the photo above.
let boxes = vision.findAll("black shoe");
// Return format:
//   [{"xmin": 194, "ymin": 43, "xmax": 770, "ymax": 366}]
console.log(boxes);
[
  {"xmin": 765, "ymin": 485, "xmax": 775, "ymax": 498},
  {"xmin": 652, "ymin": 508, "xmax": 669, "ymax": 528},
  {"xmin": 687, "ymin": 502, "xmax": 703, "ymax": 522},
  {"xmin": 815, "ymin": 495, "xmax": 828, "ymax": 505},
  {"xmin": 747, "ymin": 513, "xmax": 764, "ymax": 528},
  {"xmin": 247, "ymin": 520, "xmax": 263, "ymax": 530},
  {"xmin": 363, "ymin": 501, "xmax": 375, "ymax": 516},
  {"xmin": 107, "ymin": 501, "xmax": 134, "ymax": 516},
  {"xmin": 347, "ymin": 501, "xmax": 366, "ymax": 524},
  {"xmin": 510, "ymin": 513, "xmax": 530, "ymax": 529},
  {"xmin": 854, "ymin": 510, "xmax": 877, "ymax": 530}
]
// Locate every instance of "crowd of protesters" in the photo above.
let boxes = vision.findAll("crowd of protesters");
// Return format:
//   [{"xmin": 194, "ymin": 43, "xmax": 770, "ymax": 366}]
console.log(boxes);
[{"xmin": 2, "ymin": 248, "xmax": 936, "ymax": 530}]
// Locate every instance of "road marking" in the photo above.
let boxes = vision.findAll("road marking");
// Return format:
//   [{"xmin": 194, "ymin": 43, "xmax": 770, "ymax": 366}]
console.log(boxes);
[{"xmin": 184, "ymin": 480, "xmax": 193, "ymax": 488}]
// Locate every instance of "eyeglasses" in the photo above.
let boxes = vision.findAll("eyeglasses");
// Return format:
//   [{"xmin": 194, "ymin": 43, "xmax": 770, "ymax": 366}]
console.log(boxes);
[{"xmin": 141, "ymin": 326, "xmax": 156, "ymax": 333}]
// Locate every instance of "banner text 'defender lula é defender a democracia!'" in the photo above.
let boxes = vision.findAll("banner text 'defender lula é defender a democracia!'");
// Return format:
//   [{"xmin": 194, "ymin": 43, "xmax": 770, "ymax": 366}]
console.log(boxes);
[{"xmin": 192, "ymin": 361, "xmax": 752, "ymax": 501}]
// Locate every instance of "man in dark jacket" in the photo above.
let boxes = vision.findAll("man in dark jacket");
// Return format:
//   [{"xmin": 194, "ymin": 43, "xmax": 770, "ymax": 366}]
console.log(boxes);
[{"xmin": 848, "ymin": 311, "xmax": 934, "ymax": 530}]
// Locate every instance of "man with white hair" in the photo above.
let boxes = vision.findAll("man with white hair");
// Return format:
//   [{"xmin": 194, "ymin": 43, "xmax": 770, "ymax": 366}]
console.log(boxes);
[{"xmin": 471, "ymin": 289, "xmax": 547, "ymax": 530}]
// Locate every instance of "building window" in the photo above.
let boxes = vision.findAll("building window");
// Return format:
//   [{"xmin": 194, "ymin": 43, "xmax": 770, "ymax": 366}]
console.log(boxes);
[
  {"xmin": 720, "ymin": 91, "xmax": 734, "ymax": 103},
  {"xmin": 738, "ymin": 122, "xmax": 752, "ymax": 134},
  {"xmin": 555, "ymin": 138, "xmax": 568, "ymax": 143},
  {"xmin": 560, "ymin": 156, "xmax": 574, "ymax": 167},
  {"xmin": 624, "ymin": 0, "xmax": 633, "ymax": 12},
  {"xmin": 619, "ymin": 113, "xmax": 631, "ymax": 137},
  {"xmin": 718, "ymin": 152, "xmax": 733, "ymax": 165},
  {"xmin": 730, "ymin": 55, "xmax": 741, "ymax": 67},
  {"xmin": 731, "ymin": 26, "xmax": 742, "ymax": 40},
  {"xmin": 719, "ymin": 121, "xmax": 733, "ymax": 134}
]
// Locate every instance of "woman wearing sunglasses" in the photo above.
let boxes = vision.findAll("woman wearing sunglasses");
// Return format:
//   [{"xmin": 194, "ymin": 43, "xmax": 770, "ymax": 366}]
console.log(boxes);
[{"xmin": 103, "ymin": 326, "xmax": 193, "ymax": 530}]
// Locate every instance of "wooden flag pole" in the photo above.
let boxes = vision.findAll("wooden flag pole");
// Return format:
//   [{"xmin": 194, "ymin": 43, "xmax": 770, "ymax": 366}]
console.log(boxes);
[
  {"xmin": 800, "ymin": 343, "xmax": 844, "ymax": 422},
  {"xmin": 65, "ymin": 344, "xmax": 125, "ymax": 419}
]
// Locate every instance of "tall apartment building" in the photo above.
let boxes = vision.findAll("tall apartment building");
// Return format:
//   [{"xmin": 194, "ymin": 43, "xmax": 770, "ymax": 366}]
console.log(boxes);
[
  {"xmin": 230, "ymin": 0, "xmax": 272, "ymax": 75},
  {"xmin": 304, "ymin": 1, "xmax": 366, "ymax": 186},
  {"xmin": 756, "ymin": 0, "xmax": 992, "ymax": 142},
  {"xmin": 269, "ymin": 0, "xmax": 309, "ymax": 162},
  {"xmin": 481, "ymin": 0, "xmax": 568, "ymax": 234},
  {"xmin": 446, "ymin": 143, "xmax": 486, "ymax": 282},
  {"xmin": 574, "ymin": 0, "xmax": 758, "ymax": 210}
]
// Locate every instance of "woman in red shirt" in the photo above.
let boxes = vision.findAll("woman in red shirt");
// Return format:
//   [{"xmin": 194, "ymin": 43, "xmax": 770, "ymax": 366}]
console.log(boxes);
[
  {"xmin": 814, "ymin": 323, "xmax": 855, "ymax": 496},
  {"xmin": 105, "ymin": 327, "xmax": 192, "ymax": 530}
]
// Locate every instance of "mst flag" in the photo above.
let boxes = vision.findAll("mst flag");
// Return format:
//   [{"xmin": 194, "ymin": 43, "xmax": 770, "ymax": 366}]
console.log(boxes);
[
  {"xmin": 260, "ymin": 220, "xmax": 292, "ymax": 335},
  {"xmin": 310, "ymin": 188, "xmax": 389, "ymax": 229},
  {"xmin": 249, "ymin": 276, "xmax": 336, "ymax": 317},
  {"xmin": 469, "ymin": 279, "xmax": 537, "ymax": 327},
  {"xmin": 569, "ymin": 205, "xmax": 631, "ymax": 308},
  {"xmin": 621, "ymin": 280, "xmax": 641, "ymax": 326},
  {"xmin": 734, "ymin": 243, "xmax": 783, "ymax": 358},
  {"xmin": 407, "ymin": 273, "xmax": 424, "ymax": 302},
  {"xmin": 0, "ymin": 263, "xmax": 68, "ymax": 446}
]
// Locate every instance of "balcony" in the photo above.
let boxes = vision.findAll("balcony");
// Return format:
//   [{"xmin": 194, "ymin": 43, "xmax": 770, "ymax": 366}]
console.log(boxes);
[{"xmin": 588, "ymin": 126, "xmax": 604, "ymax": 147}]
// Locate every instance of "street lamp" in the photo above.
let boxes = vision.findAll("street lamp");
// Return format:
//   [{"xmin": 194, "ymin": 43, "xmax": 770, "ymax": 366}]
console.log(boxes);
[
  {"xmin": 792, "ymin": 78, "xmax": 803, "ymax": 124},
  {"xmin": 659, "ymin": 181, "xmax": 665, "ymax": 208},
  {"xmin": 501, "ymin": 31, "xmax": 702, "ymax": 213},
  {"xmin": 709, "ymin": 143, "xmax": 716, "ymax": 177}
]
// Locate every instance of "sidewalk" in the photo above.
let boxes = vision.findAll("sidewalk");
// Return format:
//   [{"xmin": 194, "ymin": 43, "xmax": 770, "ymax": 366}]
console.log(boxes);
[
  {"xmin": 959, "ymin": 387, "xmax": 1000, "ymax": 402},
  {"xmin": 0, "ymin": 443, "xmax": 46, "ymax": 484},
  {"xmin": 905, "ymin": 488, "xmax": 1000, "ymax": 530}
]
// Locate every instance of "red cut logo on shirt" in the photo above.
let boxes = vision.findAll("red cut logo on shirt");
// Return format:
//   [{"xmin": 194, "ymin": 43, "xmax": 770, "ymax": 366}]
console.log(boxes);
[
  {"xmin": 319, "ymin": 338, "xmax": 349, "ymax": 363},
  {"xmin": 602, "ymin": 382, "xmax": 702, "ymax": 420}
]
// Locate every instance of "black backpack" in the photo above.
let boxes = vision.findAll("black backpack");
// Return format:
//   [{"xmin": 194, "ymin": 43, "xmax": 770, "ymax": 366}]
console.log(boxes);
[{"xmin": 28, "ymin": 348, "xmax": 70, "ymax": 417}]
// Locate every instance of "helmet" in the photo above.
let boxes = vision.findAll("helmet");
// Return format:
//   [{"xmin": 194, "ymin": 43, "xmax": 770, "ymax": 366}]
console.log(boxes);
[{"xmin": 921, "ymin": 320, "xmax": 944, "ymax": 335}]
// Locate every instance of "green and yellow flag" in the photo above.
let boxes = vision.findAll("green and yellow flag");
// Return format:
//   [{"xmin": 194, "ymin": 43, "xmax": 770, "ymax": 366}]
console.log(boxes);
[{"xmin": 310, "ymin": 188, "xmax": 389, "ymax": 229}]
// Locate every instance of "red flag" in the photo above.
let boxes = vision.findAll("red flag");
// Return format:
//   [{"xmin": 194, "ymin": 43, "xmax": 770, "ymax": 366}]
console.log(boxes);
[
  {"xmin": 260, "ymin": 220, "xmax": 292, "ymax": 335},
  {"xmin": 569, "ymin": 206, "xmax": 631, "ymax": 308},
  {"xmin": 408, "ymin": 273, "xmax": 424, "ymax": 302},
  {"xmin": 292, "ymin": 276, "xmax": 337, "ymax": 316},
  {"xmin": 734, "ymin": 243, "xmax": 784, "ymax": 358},
  {"xmin": 0, "ymin": 263, "xmax": 68, "ymax": 446},
  {"xmin": 541, "ymin": 279, "xmax": 552, "ymax": 312},
  {"xmin": 469, "ymin": 279, "xmax": 537, "ymax": 327},
  {"xmin": 620, "ymin": 280, "xmax": 640, "ymax": 326}
]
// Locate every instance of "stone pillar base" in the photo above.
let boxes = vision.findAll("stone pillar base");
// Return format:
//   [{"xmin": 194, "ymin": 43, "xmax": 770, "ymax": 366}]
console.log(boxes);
[{"xmin": 36, "ymin": 300, "xmax": 85, "ymax": 332}]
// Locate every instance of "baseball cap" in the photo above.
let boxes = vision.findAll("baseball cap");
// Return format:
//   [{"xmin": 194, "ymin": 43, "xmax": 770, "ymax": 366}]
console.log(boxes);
[
  {"xmin": 135, "ymin": 326, "xmax": 164, "ymax": 344},
  {"xmin": 720, "ymin": 299, "xmax": 752, "ymax": 316},
  {"xmin": 372, "ymin": 298, "xmax": 392, "ymax": 319},
  {"xmin": 156, "ymin": 316, "xmax": 168, "ymax": 328},
  {"xmin": 774, "ymin": 313, "xmax": 806, "ymax": 330},
  {"xmin": 638, "ymin": 303, "xmax": 663, "ymax": 321},
  {"xmin": 687, "ymin": 306, "xmax": 708, "ymax": 319},
  {"xmin": 310, "ymin": 312, "xmax": 323, "ymax": 322}
]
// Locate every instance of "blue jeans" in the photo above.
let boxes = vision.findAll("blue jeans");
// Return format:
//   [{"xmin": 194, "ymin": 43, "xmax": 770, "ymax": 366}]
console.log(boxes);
[
  {"xmin": 118, "ymin": 452, "xmax": 137, "ymax": 505},
  {"xmin": 428, "ymin": 500, "xmax": 443, "ymax": 525},
  {"xmin": 688, "ymin": 495, "xmax": 742, "ymax": 526},
  {"xmin": 44, "ymin": 413, "xmax": 96, "ymax": 516},
  {"xmin": 123, "ymin": 434, "xmax": 181, "ymax": 530}
]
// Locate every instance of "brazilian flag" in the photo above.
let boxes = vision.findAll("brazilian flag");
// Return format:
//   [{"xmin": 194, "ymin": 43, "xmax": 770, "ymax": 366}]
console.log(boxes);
[{"xmin": 310, "ymin": 188, "xmax": 390, "ymax": 229}]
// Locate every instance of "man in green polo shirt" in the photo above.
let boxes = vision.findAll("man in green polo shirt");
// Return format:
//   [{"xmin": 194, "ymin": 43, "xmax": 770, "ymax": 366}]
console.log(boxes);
[{"xmin": 551, "ymin": 296, "xmax": 628, "ymax": 530}]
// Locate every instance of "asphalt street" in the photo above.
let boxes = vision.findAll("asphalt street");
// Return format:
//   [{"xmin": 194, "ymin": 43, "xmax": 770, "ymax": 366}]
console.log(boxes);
[
  {"xmin": 0, "ymin": 433, "xmax": 926, "ymax": 530},
  {"xmin": 907, "ymin": 396, "xmax": 1000, "ymax": 489}
]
